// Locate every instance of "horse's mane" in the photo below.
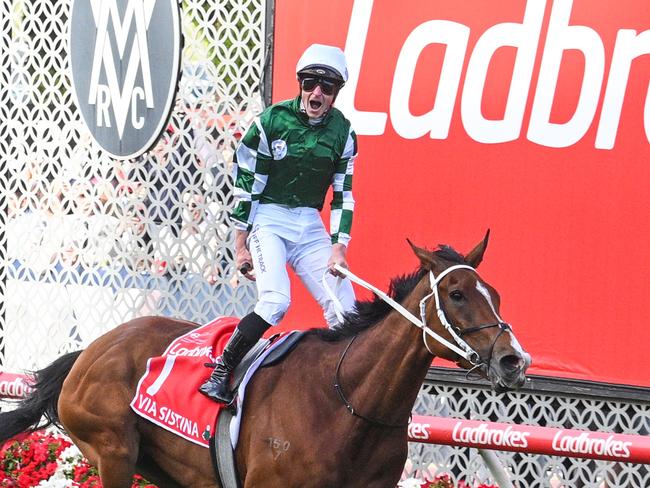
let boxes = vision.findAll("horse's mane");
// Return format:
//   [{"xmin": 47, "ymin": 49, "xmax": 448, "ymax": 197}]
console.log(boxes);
[{"xmin": 309, "ymin": 245, "xmax": 466, "ymax": 342}]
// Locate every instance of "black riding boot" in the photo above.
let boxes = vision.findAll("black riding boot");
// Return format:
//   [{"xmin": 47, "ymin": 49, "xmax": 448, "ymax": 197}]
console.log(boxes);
[
  {"xmin": 199, "ymin": 313, "xmax": 271, "ymax": 404},
  {"xmin": 199, "ymin": 329, "xmax": 254, "ymax": 404}
]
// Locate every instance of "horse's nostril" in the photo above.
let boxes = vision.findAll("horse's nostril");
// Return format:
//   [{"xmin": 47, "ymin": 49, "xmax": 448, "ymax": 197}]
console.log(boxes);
[{"xmin": 499, "ymin": 354, "xmax": 524, "ymax": 372}]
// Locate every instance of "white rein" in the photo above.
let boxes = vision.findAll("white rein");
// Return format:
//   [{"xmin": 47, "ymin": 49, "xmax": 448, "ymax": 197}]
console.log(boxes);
[{"xmin": 323, "ymin": 264, "xmax": 483, "ymax": 364}]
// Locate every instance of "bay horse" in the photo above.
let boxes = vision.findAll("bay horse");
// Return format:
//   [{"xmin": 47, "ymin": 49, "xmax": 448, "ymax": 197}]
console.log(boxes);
[{"xmin": 0, "ymin": 233, "xmax": 530, "ymax": 487}]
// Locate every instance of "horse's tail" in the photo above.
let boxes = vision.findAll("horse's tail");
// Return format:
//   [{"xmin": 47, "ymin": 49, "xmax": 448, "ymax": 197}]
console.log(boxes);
[{"xmin": 0, "ymin": 350, "xmax": 82, "ymax": 443}]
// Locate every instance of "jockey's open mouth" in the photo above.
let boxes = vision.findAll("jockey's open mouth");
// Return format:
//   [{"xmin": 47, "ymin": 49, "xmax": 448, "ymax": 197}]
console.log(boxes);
[{"xmin": 309, "ymin": 99, "xmax": 322, "ymax": 110}]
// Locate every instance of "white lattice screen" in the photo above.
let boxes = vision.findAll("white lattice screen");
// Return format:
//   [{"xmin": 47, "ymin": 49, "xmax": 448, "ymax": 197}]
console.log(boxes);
[{"xmin": 1, "ymin": 0, "xmax": 263, "ymax": 371}]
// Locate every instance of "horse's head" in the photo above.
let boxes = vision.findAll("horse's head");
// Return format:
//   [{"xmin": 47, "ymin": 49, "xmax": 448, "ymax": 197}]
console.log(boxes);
[{"xmin": 409, "ymin": 231, "xmax": 531, "ymax": 393}]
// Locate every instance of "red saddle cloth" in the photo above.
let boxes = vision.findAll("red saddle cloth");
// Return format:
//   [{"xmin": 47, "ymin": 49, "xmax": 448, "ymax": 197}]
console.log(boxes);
[{"xmin": 130, "ymin": 316, "xmax": 238, "ymax": 448}]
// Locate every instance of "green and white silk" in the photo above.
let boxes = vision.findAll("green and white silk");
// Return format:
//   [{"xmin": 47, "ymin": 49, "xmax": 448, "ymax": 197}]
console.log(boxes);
[{"xmin": 232, "ymin": 96, "xmax": 357, "ymax": 246}]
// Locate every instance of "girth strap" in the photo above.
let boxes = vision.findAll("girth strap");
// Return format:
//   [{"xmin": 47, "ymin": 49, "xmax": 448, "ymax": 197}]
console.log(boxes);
[{"xmin": 211, "ymin": 408, "xmax": 241, "ymax": 488}]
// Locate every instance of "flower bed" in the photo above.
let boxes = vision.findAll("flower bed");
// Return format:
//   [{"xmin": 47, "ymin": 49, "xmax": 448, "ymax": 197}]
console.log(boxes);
[
  {"xmin": 398, "ymin": 475, "xmax": 497, "ymax": 488},
  {"xmin": 0, "ymin": 430, "xmax": 154, "ymax": 487},
  {"xmin": 1, "ymin": 430, "xmax": 496, "ymax": 487}
]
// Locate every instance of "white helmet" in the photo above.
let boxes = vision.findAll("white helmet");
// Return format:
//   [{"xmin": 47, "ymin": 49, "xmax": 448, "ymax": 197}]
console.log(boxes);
[{"xmin": 296, "ymin": 44, "xmax": 348, "ymax": 84}]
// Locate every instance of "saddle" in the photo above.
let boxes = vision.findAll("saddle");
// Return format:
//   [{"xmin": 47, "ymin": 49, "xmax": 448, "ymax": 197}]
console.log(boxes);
[{"xmin": 228, "ymin": 330, "xmax": 305, "ymax": 394}]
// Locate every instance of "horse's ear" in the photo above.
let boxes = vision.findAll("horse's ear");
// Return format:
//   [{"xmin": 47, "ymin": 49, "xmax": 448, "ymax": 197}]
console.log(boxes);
[
  {"xmin": 464, "ymin": 229, "xmax": 490, "ymax": 268},
  {"xmin": 407, "ymin": 238, "xmax": 433, "ymax": 266}
]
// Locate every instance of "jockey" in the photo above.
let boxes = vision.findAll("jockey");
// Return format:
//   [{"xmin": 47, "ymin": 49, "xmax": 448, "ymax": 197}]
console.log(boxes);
[{"xmin": 200, "ymin": 44, "xmax": 358, "ymax": 404}]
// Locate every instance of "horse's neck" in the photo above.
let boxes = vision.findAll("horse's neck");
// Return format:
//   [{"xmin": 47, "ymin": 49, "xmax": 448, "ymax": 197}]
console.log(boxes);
[{"xmin": 349, "ymin": 280, "xmax": 434, "ymax": 424}]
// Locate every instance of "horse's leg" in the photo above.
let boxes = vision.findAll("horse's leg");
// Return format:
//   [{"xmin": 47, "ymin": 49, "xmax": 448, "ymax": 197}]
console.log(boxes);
[
  {"xmin": 63, "ymin": 406, "xmax": 141, "ymax": 488},
  {"xmin": 96, "ymin": 448, "xmax": 138, "ymax": 488},
  {"xmin": 59, "ymin": 353, "xmax": 142, "ymax": 488}
]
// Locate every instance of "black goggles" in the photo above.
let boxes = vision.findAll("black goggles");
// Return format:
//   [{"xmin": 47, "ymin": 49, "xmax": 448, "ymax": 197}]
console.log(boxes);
[{"xmin": 300, "ymin": 77, "xmax": 340, "ymax": 96}]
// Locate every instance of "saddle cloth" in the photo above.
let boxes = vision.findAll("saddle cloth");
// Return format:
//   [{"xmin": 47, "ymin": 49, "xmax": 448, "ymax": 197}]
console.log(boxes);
[{"xmin": 130, "ymin": 316, "xmax": 296, "ymax": 448}]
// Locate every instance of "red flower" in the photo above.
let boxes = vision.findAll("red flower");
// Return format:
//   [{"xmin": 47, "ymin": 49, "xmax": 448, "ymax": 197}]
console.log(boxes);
[
  {"xmin": 0, "ymin": 430, "xmax": 157, "ymax": 487},
  {"xmin": 0, "ymin": 431, "xmax": 72, "ymax": 487}
]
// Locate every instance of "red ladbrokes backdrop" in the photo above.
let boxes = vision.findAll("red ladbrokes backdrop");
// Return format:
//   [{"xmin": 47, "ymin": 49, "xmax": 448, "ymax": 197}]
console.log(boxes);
[{"xmin": 270, "ymin": 0, "xmax": 650, "ymax": 388}]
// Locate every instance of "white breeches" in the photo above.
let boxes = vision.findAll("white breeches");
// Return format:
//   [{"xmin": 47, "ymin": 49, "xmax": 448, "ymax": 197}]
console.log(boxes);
[{"xmin": 248, "ymin": 204, "xmax": 356, "ymax": 328}]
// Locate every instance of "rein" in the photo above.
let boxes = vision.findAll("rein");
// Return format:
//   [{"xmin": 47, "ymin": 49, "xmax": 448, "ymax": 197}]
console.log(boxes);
[{"xmin": 325, "ymin": 264, "xmax": 497, "ymax": 364}]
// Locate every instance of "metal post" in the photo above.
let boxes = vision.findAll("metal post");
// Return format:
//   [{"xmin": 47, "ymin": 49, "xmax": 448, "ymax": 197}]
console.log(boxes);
[{"xmin": 477, "ymin": 449, "xmax": 514, "ymax": 488}]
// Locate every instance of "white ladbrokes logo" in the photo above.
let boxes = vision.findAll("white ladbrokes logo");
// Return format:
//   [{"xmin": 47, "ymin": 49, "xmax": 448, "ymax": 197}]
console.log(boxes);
[
  {"xmin": 552, "ymin": 430, "xmax": 632, "ymax": 458},
  {"xmin": 452, "ymin": 421, "xmax": 530, "ymax": 449}
]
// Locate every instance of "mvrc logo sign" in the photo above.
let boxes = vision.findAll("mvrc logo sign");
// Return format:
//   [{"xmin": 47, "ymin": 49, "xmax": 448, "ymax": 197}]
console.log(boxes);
[{"xmin": 69, "ymin": 0, "xmax": 181, "ymax": 159}]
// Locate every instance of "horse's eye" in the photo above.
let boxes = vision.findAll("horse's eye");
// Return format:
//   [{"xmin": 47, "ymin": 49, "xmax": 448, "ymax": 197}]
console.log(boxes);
[{"xmin": 449, "ymin": 290, "xmax": 464, "ymax": 301}]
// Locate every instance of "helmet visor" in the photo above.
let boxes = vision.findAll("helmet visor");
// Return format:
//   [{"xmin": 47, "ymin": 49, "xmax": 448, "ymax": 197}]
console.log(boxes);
[{"xmin": 298, "ymin": 65, "xmax": 344, "ymax": 84}]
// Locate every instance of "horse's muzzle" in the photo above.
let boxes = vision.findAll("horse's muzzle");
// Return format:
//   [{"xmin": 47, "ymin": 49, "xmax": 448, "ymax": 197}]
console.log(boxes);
[{"xmin": 490, "ymin": 352, "xmax": 530, "ymax": 392}]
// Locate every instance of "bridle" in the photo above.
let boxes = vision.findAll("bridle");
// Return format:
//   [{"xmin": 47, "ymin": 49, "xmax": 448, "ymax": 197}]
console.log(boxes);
[
  {"xmin": 422, "ymin": 264, "xmax": 512, "ymax": 376},
  {"xmin": 326, "ymin": 264, "xmax": 512, "ymax": 368},
  {"xmin": 324, "ymin": 264, "xmax": 514, "ymax": 427}
]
